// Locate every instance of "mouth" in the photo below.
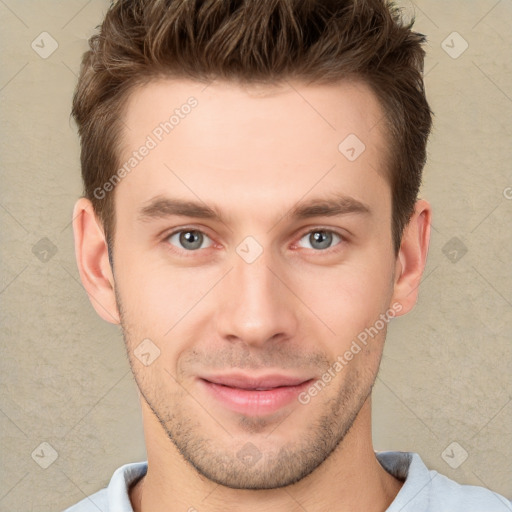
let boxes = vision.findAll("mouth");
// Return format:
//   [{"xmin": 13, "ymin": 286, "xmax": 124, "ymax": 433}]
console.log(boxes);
[{"xmin": 197, "ymin": 373, "xmax": 314, "ymax": 416}]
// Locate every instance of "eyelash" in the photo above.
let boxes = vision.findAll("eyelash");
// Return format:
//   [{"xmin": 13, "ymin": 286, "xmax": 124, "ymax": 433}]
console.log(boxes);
[
  {"xmin": 162, "ymin": 227, "xmax": 214, "ymax": 257},
  {"xmin": 292, "ymin": 228, "xmax": 345, "ymax": 254},
  {"xmin": 162, "ymin": 226, "xmax": 346, "ymax": 256}
]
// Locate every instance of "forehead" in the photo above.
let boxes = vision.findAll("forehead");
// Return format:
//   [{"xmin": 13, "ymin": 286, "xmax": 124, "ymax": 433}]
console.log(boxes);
[{"xmin": 115, "ymin": 78, "xmax": 391, "ymax": 224}]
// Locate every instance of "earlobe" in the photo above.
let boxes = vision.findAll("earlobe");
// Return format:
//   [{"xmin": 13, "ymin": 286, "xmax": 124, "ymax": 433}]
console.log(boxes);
[
  {"xmin": 391, "ymin": 199, "xmax": 432, "ymax": 316},
  {"xmin": 72, "ymin": 197, "xmax": 120, "ymax": 324}
]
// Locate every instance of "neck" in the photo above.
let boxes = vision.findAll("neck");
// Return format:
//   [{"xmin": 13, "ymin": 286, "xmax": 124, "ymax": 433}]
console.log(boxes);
[{"xmin": 130, "ymin": 397, "xmax": 403, "ymax": 512}]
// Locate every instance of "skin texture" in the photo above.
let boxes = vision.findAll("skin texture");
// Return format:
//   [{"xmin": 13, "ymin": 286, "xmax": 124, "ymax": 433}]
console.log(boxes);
[{"xmin": 73, "ymin": 79, "xmax": 431, "ymax": 512}]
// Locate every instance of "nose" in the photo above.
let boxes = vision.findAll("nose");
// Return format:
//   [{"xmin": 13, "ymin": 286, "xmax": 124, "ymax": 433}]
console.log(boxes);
[{"xmin": 214, "ymin": 249, "xmax": 299, "ymax": 348}]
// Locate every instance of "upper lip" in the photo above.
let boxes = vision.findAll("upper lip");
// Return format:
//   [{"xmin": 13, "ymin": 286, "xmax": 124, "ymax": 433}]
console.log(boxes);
[{"xmin": 200, "ymin": 373, "xmax": 312, "ymax": 390}]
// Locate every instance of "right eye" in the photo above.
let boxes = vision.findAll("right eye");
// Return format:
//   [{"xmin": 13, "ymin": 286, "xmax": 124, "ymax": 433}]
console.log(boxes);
[{"xmin": 166, "ymin": 229, "xmax": 214, "ymax": 251}]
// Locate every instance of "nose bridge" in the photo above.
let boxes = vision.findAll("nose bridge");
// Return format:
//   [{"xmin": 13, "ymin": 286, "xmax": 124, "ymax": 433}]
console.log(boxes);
[
  {"xmin": 215, "ymin": 244, "xmax": 297, "ymax": 346},
  {"xmin": 236, "ymin": 249, "xmax": 276, "ymax": 305}
]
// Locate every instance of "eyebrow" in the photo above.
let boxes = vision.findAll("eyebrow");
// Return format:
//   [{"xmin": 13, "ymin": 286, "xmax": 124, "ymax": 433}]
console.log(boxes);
[
  {"xmin": 137, "ymin": 194, "xmax": 371, "ymax": 224},
  {"xmin": 138, "ymin": 197, "xmax": 222, "ymax": 222},
  {"xmin": 290, "ymin": 194, "xmax": 370, "ymax": 219}
]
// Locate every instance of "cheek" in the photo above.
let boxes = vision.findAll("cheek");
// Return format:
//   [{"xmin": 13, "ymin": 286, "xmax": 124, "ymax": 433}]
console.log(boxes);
[
  {"xmin": 114, "ymin": 256, "xmax": 228, "ymax": 379},
  {"xmin": 295, "ymin": 257, "xmax": 394, "ymax": 339},
  {"xmin": 115, "ymin": 249, "xmax": 219, "ymax": 329}
]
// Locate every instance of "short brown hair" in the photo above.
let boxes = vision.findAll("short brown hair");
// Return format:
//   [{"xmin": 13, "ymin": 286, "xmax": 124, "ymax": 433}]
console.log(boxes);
[{"xmin": 72, "ymin": 0, "xmax": 433, "ymax": 256}]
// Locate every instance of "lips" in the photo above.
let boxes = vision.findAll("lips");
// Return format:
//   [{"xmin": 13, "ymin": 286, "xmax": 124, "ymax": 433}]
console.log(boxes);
[
  {"xmin": 198, "ymin": 373, "xmax": 314, "ymax": 416},
  {"xmin": 200, "ymin": 373, "xmax": 311, "ymax": 390}
]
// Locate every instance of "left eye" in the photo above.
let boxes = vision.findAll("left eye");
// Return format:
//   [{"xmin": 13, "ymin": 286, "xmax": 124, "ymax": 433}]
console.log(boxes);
[
  {"xmin": 167, "ymin": 230, "xmax": 213, "ymax": 251},
  {"xmin": 297, "ymin": 230, "xmax": 342, "ymax": 250}
]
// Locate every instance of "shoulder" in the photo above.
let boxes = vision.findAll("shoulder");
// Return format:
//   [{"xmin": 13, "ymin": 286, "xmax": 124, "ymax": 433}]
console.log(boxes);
[
  {"xmin": 61, "ymin": 488, "xmax": 108, "ymax": 512},
  {"xmin": 427, "ymin": 470, "xmax": 512, "ymax": 511},
  {"xmin": 377, "ymin": 451, "xmax": 512, "ymax": 512},
  {"xmin": 61, "ymin": 461, "xmax": 148, "ymax": 512}
]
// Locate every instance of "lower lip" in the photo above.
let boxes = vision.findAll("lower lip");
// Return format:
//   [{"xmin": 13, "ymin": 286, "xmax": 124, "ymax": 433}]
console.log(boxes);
[{"xmin": 199, "ymin": 379, "xmax": 313, "ymax": 416}]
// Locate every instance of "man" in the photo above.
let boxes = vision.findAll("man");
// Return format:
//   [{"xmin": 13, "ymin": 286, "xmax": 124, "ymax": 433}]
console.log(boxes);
[{"xmin": 65, "ymin": 0, "xmax": 511, "ymax": 511}]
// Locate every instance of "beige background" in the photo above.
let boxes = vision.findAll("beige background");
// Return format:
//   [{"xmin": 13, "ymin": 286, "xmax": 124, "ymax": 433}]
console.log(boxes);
[{"xmin": 0, "ymin": 1, "xmax": 511, "ymax": 510}]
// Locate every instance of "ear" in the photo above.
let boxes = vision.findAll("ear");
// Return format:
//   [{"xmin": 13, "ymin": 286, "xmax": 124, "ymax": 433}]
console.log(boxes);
[
  {"xmin": 391, "ymin": 199, "xmax": 432, "ymax": 315},
  {"xmin": 72, "ymin": 197, "xmax": 120, "ymax": 324}
]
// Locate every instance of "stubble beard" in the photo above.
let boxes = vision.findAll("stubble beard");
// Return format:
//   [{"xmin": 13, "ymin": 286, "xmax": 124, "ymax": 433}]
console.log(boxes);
[{"xmin": 115, "ymin": 287, "xmax": 381, "ymax": 490}]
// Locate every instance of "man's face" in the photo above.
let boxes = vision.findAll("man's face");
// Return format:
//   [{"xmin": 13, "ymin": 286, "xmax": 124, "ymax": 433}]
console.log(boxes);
[{"xmin": 112, "ymin": 79, "xmax": 398, "ymax": 489}]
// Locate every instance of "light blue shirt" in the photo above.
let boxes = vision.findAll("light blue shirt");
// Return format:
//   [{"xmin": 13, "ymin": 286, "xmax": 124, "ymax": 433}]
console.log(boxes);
[{"xmin": 63, "ymin": 451, "xmax": 512, "ymax": 511}]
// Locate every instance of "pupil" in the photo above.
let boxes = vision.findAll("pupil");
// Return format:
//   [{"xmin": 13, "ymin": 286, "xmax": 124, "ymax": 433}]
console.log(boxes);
[
  {"xmin": 311, "ymin": 231, "xmax": 331, "ymax": 249},
  {"xmin": 180, "ymin": 231, "xmax": 202, "ymax": 249}
]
